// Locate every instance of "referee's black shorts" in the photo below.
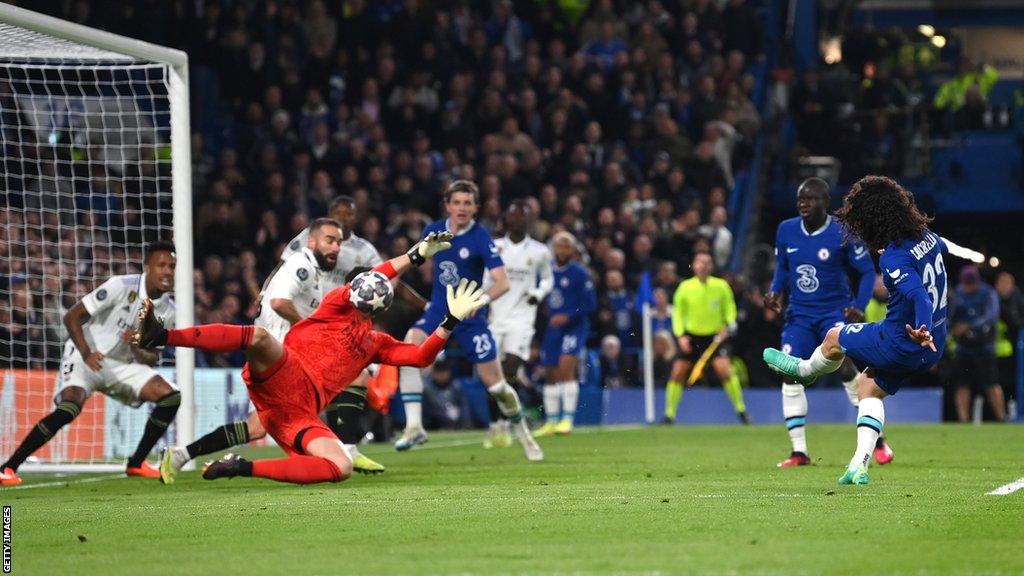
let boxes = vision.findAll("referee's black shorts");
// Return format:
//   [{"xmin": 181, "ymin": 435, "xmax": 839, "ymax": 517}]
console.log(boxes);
[{"xmin": 676, "ymin": 333, "xmax": 730, "ymax": 363}]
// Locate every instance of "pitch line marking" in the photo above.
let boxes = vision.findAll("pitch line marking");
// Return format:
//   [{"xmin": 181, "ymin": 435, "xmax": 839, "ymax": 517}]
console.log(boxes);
[
  {"xmin": 987, "ymin": 477, "xmax": 1024, "ymax": 496},
  {"xmin": 3, "ymin": 473, "xmax": 126, "ymax": 491}
]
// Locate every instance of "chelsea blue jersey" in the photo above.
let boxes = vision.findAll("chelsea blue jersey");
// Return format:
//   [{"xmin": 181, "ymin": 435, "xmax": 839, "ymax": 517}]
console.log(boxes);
[
  {"xmin": 770, "ymin": 216, "xmax": 876, "ymax": 315},
  {"xmin": 549, "ymin": 261, "xmax": 597, "ymax": 327},
  {"xmin": 426, "ymin": 219, "xmax": 504, "ymax": 319},
  {"xmin": 879, "ymin": 230, "xmax": 949, "ymax": 335}
]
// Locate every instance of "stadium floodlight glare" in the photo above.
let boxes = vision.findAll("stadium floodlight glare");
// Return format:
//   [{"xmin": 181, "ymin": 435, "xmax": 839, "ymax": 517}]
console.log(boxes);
[
  {"xmin": 931, "ymin": 35, "xmax": 947, "ymax": 48},
  {"xmin": 0, "ymin": 4, "xmax": 193, "ymax": 472},
  {"xmin": 918, "ymin": 24, "xmax": 936, "ymax": 37}
]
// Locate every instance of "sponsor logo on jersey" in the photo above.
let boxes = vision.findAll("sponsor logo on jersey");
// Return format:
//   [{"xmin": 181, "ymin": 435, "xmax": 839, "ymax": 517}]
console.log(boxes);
[
  {"xmin": 818, "ymin": 248, "xmax": 830, "ymax": 261},
  {"xmin": 438, "ymin": 261, "xmax": 460, "ymax": 285},
  {"xmin": 786, "ymin": 247, "xmax": 799, "ymax": 254},
  {"xmin": 888, "ymin": 268, "xmax": 901, "ymax": 279}
]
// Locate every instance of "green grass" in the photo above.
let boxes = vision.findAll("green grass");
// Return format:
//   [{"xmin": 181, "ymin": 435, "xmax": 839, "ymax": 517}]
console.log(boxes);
[{"xmin": 5, "ymin": 424, "xmax": 1023, "ymax": 575}]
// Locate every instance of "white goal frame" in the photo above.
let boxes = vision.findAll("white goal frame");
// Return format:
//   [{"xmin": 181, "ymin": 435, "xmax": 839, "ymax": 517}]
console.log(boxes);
[{"xmin": 0, "ymin": 4, "xmax": 194, "ymax": 472}]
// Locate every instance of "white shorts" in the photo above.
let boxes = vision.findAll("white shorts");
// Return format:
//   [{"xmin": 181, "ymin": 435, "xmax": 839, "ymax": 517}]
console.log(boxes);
[
  {"xmin": 489, "ymin": 325, "xmax": 534, "ymax": 361},
  {"xmin": 56, "ymin": 346, "xmax": 173, "ymax": 408}
]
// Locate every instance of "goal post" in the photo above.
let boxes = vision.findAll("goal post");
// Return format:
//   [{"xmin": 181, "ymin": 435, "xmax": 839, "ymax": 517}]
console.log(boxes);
[{"xmin": 0, "ymin": 4, "xmax": 193, "ymax": 472}]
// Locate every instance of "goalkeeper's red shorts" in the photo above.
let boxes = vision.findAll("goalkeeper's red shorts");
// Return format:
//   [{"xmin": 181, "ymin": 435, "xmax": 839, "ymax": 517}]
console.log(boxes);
[{"xmin": 242, "ymin": 349, "xmax": 336, "ymax": 456}]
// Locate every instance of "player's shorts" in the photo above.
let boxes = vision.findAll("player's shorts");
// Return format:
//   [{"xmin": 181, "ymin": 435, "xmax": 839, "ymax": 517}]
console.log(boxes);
[
  {"xmin": 782, "ymin": 309, "xmax": 847, "ymax": 358},
  {"xmin": 677, "ymin": 333, "xmax": 731, "ymax": 363},
  {"xmin": 414, "ymin": 310, "xmax": 497, "ymax": 363},
  {"xmin": 837, "ymin": 321, "xmax": 947, "ymax": 396},
  {"xmin": 954, "ymin": 352, "xmax": 999, "ymax": 392},
  {"xmin": 55, "ymin": 346, "xmax": 171, "ymax": 408},
  {"xmin": 242, "ymin": 350, "xmax": 337, "ymax": 456},
  {"xmin": 540, "ymin": 322, "xmax": 588, "ymax": 367},
  {"xmin": 490, "ymin": 324, "xmax": 534, "ymax": 361}
]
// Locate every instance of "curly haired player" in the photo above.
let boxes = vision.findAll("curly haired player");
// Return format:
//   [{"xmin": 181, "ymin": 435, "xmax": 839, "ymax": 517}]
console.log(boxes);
[
  {"xmin": 763, "ymin": 176, "xmax": 951, "ymax": 485},
  {"xmin": 134, "ymin": 232, "xmax": 488, "ymax": 485}
]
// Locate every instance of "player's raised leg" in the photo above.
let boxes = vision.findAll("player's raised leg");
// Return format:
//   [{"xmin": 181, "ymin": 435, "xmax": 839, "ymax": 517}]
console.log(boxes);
[
  {"xmin": 394, "ymin": 327, "xmax": 430, "ymax": 451},
  {"xmin": 125, "ymin": 375, "xmax": 181, "ymax": 478},
  {"xmin": 764, "ymin": 326, "xmax": 845, "ymax": 384},
  {"xmin": 0, "ymin": 387, "xmax": 86, "ymax": 486},
  {"xmin": 135, "ymin": 300, "xmax": 282, "ymax": 373}
]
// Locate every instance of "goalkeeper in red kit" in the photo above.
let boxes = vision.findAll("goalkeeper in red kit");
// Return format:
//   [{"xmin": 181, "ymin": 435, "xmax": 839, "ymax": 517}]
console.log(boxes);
[{"xmin": 133, "ymin": 232, "xmax": 482, "ymax": 485}]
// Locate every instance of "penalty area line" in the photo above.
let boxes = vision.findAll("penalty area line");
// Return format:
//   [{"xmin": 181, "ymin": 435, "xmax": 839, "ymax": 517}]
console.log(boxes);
[
  {"xmin": 3, "ymin": 474, "xmax": 126, "ymax": 491},
  {"xmin": 987, "ymin": 477, "xmax": 1024, "ymax": 496}
]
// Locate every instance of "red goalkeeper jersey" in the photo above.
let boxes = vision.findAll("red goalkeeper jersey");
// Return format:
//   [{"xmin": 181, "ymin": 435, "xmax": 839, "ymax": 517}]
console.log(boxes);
[{"xmin": 283, "ymin": 281, "xmax": 444, "ymax": 411}]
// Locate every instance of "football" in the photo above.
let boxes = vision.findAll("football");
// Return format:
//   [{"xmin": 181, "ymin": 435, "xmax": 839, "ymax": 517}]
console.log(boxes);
[{"xmin": 349, "ymin": 270, "xmax": 394, "ymax": 315}]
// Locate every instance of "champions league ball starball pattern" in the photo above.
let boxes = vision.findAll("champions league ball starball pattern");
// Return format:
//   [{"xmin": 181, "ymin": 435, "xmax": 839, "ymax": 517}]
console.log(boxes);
[{"xmin": 349, "ymin": 271, "xmax": 394, "ymax": 314}]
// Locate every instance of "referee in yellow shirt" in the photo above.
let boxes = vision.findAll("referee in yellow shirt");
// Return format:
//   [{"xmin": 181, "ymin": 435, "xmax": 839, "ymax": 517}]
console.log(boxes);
[{"xmin": 664, "ymin": 252, "xmax": 749, "ymax": 424}]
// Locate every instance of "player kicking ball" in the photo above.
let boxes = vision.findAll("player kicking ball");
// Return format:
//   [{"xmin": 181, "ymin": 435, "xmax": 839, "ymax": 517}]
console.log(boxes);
[
  {"xmin": 134, "ymin": 233, "xmax": 488, "ymax": 485},
  {"xmin": 765, "ymin": 178, "xmax": 893, "ymax": 468},
  {"xmin": 763, "ymin": 176, "xmax": 948, "ymax": 485},
  {"xmin": 0, "ymin": 242, "xmax": 179, "ymax": 486},
  {"xmin": 394, "ymin": 180, "xmax": 543, "ymax": 461},
  {"xmin": 534, "ymin": 232, "xmax": 596, "ymax": 437}
]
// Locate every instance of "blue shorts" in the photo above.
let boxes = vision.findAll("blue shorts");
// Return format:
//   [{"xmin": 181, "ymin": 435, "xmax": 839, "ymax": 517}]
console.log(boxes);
[
  {"xmin": 837, "ymin": 321, "xmax": 946, "ymax": 395},
  {"xmin": 415, "ymin": 310, "xmax": 497, "ymax": 363},
  {"xmin": 540, "ymin": 322, "xmax": 588, "ymax": 367},
  {"xmin": 782, "ymin": 309, "xmax": 848, "ymax": 358}
]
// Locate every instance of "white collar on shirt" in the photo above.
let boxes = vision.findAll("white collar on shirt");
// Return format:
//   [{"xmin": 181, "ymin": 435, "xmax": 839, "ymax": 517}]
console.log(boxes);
[
  {"xmin": 801, "ymin": 215, "xmax": 831, "ymax": 237},
  {"xmin": 503, "ymin": 234, "xmax": 532, "ymax": 247},
  {"xmin": 445, "ymin": 219, "xmax": 476, "ymax": 236}
]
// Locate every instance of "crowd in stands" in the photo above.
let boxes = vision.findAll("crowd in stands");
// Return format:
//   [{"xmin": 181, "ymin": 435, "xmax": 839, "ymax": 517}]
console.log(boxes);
[
  {"xmin": 4, "ymin": 1, "xmax": 767, "ymax": 381},
  {"xmin": 775, "ymin": 34, "xmax": 1009, "ymax": 183}
]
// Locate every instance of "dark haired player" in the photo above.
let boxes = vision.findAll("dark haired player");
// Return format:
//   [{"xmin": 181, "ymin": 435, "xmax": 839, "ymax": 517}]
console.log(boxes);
[
  {"xmin": 394, "ymin": 180, "xmax": 543, "ymax": 461},
  {"xmin": 764, "ymin": 176, "xmax": 951, "ymax": 485},
  {"xmin": 765, "ymin": 177, "xmax": 893, "ymax": 468},
  {"xmin": 0, "ymin": 242, "xmax": 179, "ymax": 485},
  {"xmin": 134, "ymin": 233, "xmax": 486, "ymax": 485}
]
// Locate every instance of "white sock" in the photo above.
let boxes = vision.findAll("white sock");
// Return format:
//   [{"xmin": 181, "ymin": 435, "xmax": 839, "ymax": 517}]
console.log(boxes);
[
  {"xmin": 487, "ymin": 380, "xmax": 523, "ymax": 422},
  {"xmin": 560, "ymin": 380, "xmax": 579, "ymax": 422},
  {"xmin": 850, "ymin": 397, "xmax": 884, "ymax": 470},
  {"xmin": 543, "ymin": 384, "xmax": 561, "ymax": 423},
  {"xmin": 345, "ymin": 444, "xmax": 361, "ymax": 458},
  {"xmin": 782, "ymin": 383, "xmax": 808, "ymax": 454},
  {"xmin": 399, "ymin": 366, "xmax": 424, "ymax": 430},
  {"xmin": 843, "ymin": 373, "xmax": 861, "ymax": 407},
  {"xmin": 798, "ymin": 346, "xmax": 843, "ymax": 378}
]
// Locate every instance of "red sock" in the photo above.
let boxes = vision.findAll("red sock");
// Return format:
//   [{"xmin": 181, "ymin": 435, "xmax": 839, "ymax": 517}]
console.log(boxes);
[
  {"xmin": 250, "ymin": 455, "xmax": 343, "ymax": 484},
  {"xmin": 166, "ymin": 324, "xmax": 254, "ymax": 353}
]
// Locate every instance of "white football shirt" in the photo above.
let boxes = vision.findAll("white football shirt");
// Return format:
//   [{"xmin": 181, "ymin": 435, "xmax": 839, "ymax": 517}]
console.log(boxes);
[
  {"xmin": 256, "ymin": 247, "xmax": 325, "ymax": 341},
  {"xmin": 281, "ymin": 229, "xmax": 382, "ymax": 292},
  {"xmin": 487, "ymin": 235, "xmax": 554, "ymax": 331},
  {"xmin": 79, "ymin": 273, "xmax": 175, "ymax": 362}
]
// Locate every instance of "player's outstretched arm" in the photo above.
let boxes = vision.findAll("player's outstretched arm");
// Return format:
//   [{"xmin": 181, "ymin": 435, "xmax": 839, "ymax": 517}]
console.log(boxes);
[
  {"xmin": 374, "ymin": 279, "xmax": 487, "ymax": 367},
  {"xmin": 373, "ymin": 231, "xmax": 453, "ymax": 280}
]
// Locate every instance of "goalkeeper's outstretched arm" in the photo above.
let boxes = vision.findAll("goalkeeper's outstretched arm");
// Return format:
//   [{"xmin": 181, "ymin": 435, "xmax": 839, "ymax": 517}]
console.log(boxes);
[
  {"xmin": 374, "ymin": 279, "xmax": 487, "ymax": 367},
  {"xmin": 370, "ymin": 231, "xmax": 454, "ymax": 280}
]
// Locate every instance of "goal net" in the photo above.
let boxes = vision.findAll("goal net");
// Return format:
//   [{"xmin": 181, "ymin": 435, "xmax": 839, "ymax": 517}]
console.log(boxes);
[{"xmin": 0, "ymin": 6, "xmax": 193, "ymax": 472}]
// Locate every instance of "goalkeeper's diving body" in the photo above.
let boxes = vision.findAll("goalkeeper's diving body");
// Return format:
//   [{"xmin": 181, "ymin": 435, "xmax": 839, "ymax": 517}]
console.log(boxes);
[
  {"xmin": 0, "ymin": 242, "xmax": 180, "ymax": 486},
  {"xmin": 763, "ymin": 176, "xmax": 951, "ymax": 486},
  {"xmin": 134, "ymin": 232, "xmax": 486, "ymax": 485}
]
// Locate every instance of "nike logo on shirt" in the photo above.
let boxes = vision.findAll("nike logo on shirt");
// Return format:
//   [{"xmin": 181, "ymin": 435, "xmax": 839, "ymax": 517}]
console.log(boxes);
[{"xmin": 786, "ymin": 248, "xmax": 799, "ymax": 254}]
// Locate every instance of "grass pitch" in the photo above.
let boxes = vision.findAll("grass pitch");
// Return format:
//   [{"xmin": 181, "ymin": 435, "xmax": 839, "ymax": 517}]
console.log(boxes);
[{"xmin": 4, "ymin": 424, "xmax": 1023, "ymax": 575}]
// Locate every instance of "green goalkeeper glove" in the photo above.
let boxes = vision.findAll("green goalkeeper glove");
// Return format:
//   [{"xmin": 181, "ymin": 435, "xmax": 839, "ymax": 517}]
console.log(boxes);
[
  {"xmin": 407, "ymin": 231, "xmax": 453, "ymax": 266},
  {"xmin": 441, "ymin": 279, "xmax": 488, "ymax": 330}
]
